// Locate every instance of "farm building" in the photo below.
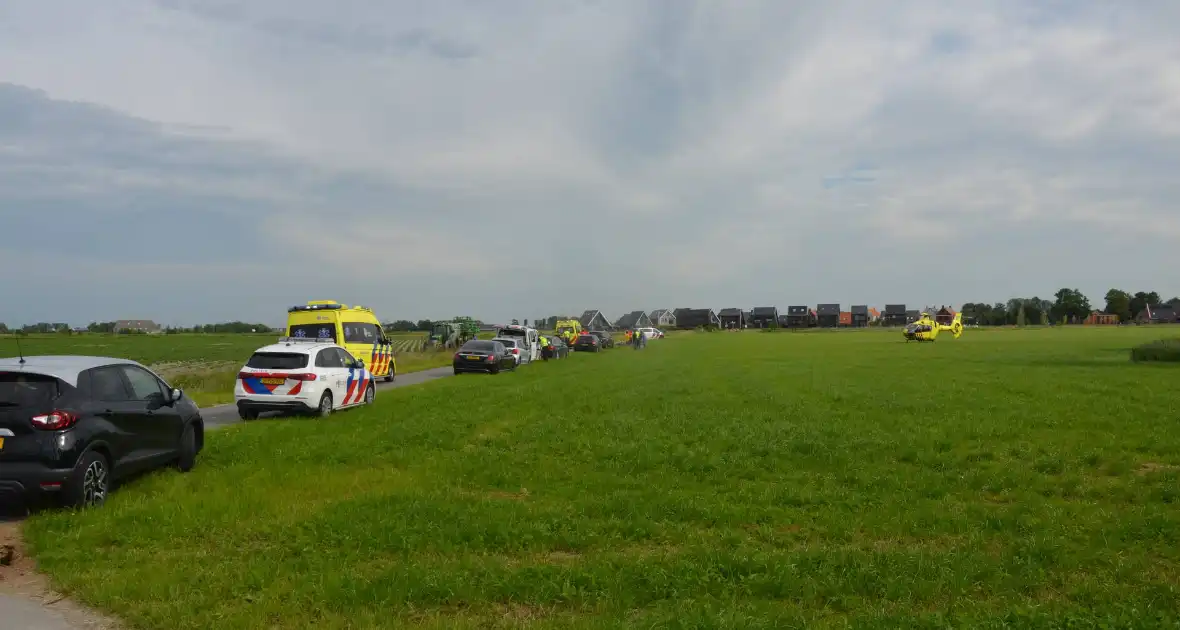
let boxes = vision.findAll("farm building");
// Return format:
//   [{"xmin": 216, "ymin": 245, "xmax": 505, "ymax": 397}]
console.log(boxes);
[
  {"xmin": 816, "ymin": 304, "xmax": 841, "ymax": 328},
  {"xmin": 883, "ymin": 304, "xmax": 907, "ymax": 327},
  {"xmin": 851, "ymin": 305, "xmax": 869, "ymax": 327},
  {"xmin": 614, "ymin": 310, "xmax": 653, "ymax": 330},
  {"xmin": 838, "ymin": 311, "xmax": 853, "ymax": 326},
  {"xmin": 935, "ymin": 306, "xmax": 957, "ymax": 325},
  {"xmin": 750, "ymin": 307, "xmax": 779, "ymax": 328},
  {"xmin": 675, "ymin": 309, "xmax": 721, "ymax": 329},
  {"xmin": 579, "ymin": 310, "xmax": 612, "ymax": 330},
  {"xmin": 786, "ymin": 306, "xmax": 812, "ymax": 328},
  {"xmin": 1084, "ymin": 311, "xmax": 1119, "ymax": 325},
  {"xmin": 1137, "ymin": 304, "xmax": 1178, "ymax": 323},
  {"xmin": 649, "ymin": 309, "xmax": 676, "ymax": 328},
  {"xmin": 672, "ymin": 308, "xmax": 691, "ymax": 323},
  {"xmin": 718, "ymin": 308, "xmax": 745, "ymax": 329},
  {"xmin": 905, "ymin": 310, "xmax": 921, "ymax": 324}
]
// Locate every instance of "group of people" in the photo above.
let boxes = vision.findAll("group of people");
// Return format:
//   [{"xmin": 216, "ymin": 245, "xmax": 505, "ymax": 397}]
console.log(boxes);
[{"xmin": 623, "ymin": 329, "xmax": 646, "ymax": 349}]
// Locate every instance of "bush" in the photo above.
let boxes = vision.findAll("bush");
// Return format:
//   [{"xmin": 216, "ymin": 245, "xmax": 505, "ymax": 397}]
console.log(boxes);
[{"xmin": 1130, "ymin": 339, "xmax": 1180, "ymax": 363}]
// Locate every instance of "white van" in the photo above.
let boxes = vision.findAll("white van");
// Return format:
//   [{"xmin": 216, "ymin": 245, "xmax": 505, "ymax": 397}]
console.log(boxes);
[{"xmin": 496, "ymin": 325, "xmax": 541, "ymax": 363}]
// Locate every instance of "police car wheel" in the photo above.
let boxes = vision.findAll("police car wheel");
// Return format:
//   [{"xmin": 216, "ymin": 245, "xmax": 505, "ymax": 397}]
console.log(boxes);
[
  {"xmin": 316, "ymin": 392, "xmax": 332, "ymax": 417},
  {"xmin": 364, "ymin": 383, "xmax": 375, "ymax": 405}
]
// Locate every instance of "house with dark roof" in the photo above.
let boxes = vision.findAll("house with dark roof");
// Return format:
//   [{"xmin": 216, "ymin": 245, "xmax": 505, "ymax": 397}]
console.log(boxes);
[
  {"xmin": 675, "ymin": 309, "xmax": 720, "ymax": 329},
  {"xmin": 579, "ymin": 310, "xmax": 612, "ymax": 330},
  {"xmin": 1138, "ymin": 304, "xmax": 1178, "ymax": 323},
  {"xmin": 718, "ymin": 308, "xmax": 745, "ymax": 329},
  {"xmin": 750, "ymin": 307, "xmax": 779, "ymax": 328},
  {"xmin": 905, "ymin": 309, "xmax": 921, "ymax": 324},
  {"xmin": 816, "ymin": 304, "xmax": 841, "ymax": 328},
  {"xmin": 851, "ymin": 305, "xmax": 869, "ymax": 328},
  {"xmin": 786, "ymin": 305, "xmax": 812, "ymax": 328},
  {"xmin": 649, "ymin": 309, "xmax": 676, "ymax": 328},
  {"xmin": 883, "ymin": 304, "xmax": 907, "ymax": 327},
  {"xmin": 614, "ymin": 310, "xmax": 653, "ymax": 330}
]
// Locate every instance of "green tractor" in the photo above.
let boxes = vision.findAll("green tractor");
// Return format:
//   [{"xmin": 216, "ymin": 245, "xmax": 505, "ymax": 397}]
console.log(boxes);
[{"xmin": 426, "ymin": 317, "xmax": 480, "ymax": 349}]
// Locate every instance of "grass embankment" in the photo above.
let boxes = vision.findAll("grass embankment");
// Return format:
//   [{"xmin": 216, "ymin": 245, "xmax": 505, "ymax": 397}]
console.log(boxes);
[
  {"xmin": 2, "ymin": 333, "xmax": 455, "ymax": 407},
  {"xmin": 24, "ymin": 327, "xmax": 1180, "ymax": 628}
]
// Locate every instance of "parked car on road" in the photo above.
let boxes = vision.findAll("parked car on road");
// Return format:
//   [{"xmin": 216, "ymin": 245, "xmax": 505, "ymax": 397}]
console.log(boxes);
[
  {"xmin": 542, "ymin": 336, "xmax": 569, "ymax": 360},
  {"xmin": 573, "ymin": 334, "xmax": 602, "ymax": 352},
  {"xmin": 588, "ymin": 330, "xmax": 615, "ymax": 348},
  {"xmin": 1, "ymin": 355, "xmax": 204, "ymax": 509},
  {"xmin": 495, "ymin": 324, "xmax": 541, "ymax": 363},
  {"xmin": 453, "ymin": 340, "xmax": 517, "ymax": 375},
  {"xmin": 235, "ymin": 337, "xmax": 375, "ymax": 420},
  {"xmin": 491, "ymin": 337, "xmax": 527, "ymax": 366}
]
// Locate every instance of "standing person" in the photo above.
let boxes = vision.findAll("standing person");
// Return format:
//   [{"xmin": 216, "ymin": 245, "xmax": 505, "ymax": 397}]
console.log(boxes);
[{"xmin": 539, "ymin": 334, "xmax": 550, "ymax": 360}]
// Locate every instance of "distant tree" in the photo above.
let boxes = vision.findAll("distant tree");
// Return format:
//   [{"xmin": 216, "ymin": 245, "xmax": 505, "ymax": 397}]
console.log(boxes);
[
  {"xmin": 415, "ymin": 319, "xmax": 433, "ymax": 331},
  {"xmin": 1051, "ymin": 288, "xmax": 1091, "ymax": 323},
  {"xmin": 385, "ymin": 320, "xmax": 416, "ymax": 332},
  {"xmin": 1017, "ymin": 303, "xmax": 1027, "ymax": 327},
  {"xmin": 1103, "ymin": 289, "xmax": 1132, "ymax": 322},
  {"xmin": 0, "ymin": 322, "xmax": 8, "ymax": 334},
  {"xmin": 1167, "ymin": 297, "xmax": 1180, "ymax": 308}
]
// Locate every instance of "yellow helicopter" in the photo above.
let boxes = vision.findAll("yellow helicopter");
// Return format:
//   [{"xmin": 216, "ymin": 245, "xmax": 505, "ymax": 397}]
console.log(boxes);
[{"xmin": 903, "ymin": 310, "xmax": 964, "ymax": 342}]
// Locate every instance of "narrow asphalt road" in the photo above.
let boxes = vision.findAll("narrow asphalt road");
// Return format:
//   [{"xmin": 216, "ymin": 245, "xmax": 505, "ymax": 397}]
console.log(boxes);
[{"xmin": 201, "ymin": 366, "xmax": 455, "ymax": 428}]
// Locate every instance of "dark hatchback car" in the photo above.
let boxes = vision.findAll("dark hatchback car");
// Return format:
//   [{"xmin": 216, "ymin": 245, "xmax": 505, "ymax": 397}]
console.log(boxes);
[
  {"xmin": 0, "ymin": 356, "xmax": 204, "ymax": 510},
  {"xmin": 542, "ymin": 336, "xmax": 569, "ymax": 360},
  {"xmin": 573, "ymin": 334, "xmax": 602, "ymax": 352},
  {"xmin": 589, "ymin": 330, "xmax": 615, "ymax": 348},
  {"xmin": 453, "ymin": 340, "xmax": 517, "ymax": 374}
]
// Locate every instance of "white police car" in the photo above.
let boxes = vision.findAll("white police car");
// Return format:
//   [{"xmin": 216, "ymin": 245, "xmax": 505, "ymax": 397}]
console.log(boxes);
[{"xmin": 235, "ymin": 337, "xmax": 376, "ymax": 419}]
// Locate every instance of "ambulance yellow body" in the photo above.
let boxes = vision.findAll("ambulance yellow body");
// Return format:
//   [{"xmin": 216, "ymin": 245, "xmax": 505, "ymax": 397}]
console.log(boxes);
[{"xmin": 285, "ymin": 300, "xmax": 396, "ymax": 381}]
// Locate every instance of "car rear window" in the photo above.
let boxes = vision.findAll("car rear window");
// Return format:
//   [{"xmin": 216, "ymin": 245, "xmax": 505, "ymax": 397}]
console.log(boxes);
[
  {"xmin": 0, "ymin": 372, "xmax": 60, "ymax": 407},
  {"xmin": 577, "ymin": 335, "xmax": 596, "ymax": 341},
  {"xmin": 494, "ymin": 339, "xmax": 518, "ymax": 347},
  {"xmin": 290, "ymin": 323, "xmax": 337, "ymax": 341},
  {"xmin": 461, "ymin": 341, "xmax": 495, "ymax": 352},
  {"xmin": 246, "ymin": 352, "xmax": 309, "ymax": 370}
]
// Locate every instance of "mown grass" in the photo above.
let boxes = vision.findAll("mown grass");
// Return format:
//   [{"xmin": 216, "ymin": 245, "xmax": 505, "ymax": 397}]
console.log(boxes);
[
  {"xmin": 24, "ymin": 326, "xmax": 1180, "ymax": 628},
  {"xmin": 2, "ymin": 333, "xmax": 456, "ymax": 407}
]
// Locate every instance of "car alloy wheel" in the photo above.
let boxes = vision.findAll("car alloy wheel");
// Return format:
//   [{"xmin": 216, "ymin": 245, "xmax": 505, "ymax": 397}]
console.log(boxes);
[
  {"xmin": 318, "ymin": 392, "xmax": 332, "ymax": 417},
  {"xmin": 364, "ymin": 383, "xmax": 375, "ymax": 404},
  {"xmin": 83, "ymin": 458, "xmax": 108, "ymax": 508}
]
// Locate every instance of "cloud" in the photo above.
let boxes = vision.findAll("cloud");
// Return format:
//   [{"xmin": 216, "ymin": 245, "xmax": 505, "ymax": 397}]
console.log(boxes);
[{"xmin": 1, "ymin": 0, "xmax": 1179, "ymax": 327}]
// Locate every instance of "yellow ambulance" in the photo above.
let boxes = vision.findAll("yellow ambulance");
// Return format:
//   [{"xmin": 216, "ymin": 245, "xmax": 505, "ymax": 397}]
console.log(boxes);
[{"xmin": 285, "ymin": 300, "xmax": 396, "ymax": 382}]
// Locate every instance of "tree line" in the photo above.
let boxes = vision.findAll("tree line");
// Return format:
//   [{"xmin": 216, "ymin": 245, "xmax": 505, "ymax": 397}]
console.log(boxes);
[{"xmin": 961, "ymin": 289, "xmax": 1179, "ymax": 326}]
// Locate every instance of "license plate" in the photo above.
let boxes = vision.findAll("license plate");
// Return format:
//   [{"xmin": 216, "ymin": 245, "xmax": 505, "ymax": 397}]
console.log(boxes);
[
  {"xmin": 0, "ymin": 437, "xmax": 5, "ymax": 450},
  {"xmin": 260, "ymin": 377, "xmax": 286, "ymax": 385},
  {"xmin": 466, "ymin": 355, "xmax": 482, "ymax": 361}
]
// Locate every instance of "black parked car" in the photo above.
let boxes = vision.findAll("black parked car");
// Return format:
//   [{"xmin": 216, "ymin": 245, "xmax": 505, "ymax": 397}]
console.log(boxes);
[
  {"xmin": 573, "ymin": 334, "xmax": 602, "ymax": 352},
  {"xmin": 453, "ymin": 340, "xmax": 517, "ymax": 374},
  {"xmin": 0, "ymin": 356, "xmax": 204, "ymax": 509},
  {"xmin": 542, "ymin": 336, "xmax": 569, "ymax": 360},
  {"xmin": 589, "ymin": 330, "xmax": 615, "ymax": 348}
]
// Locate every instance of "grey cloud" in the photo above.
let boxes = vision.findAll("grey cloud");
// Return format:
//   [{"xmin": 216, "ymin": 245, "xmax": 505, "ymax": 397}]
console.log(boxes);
[{"xmin": 2, "ymin": 1, "xmax": 1180, "ymax": 327}]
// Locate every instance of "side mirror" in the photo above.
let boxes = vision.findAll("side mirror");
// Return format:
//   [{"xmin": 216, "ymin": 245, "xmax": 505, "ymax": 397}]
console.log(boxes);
[
  {"xmin": 170, "ymin": 388, "xmax": 183, "ymax": 404},
  {"xmin": 355, "ymin": 359, "xmax": 365, "ymax": 368}
]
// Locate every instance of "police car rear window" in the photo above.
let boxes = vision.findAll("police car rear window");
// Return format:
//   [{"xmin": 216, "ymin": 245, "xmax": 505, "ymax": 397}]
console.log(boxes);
[
  {"xmin": 246, "ymin": 352, "xmax": 309, "ymax": 370},
  {"xmin": 342, "ymin": 322, "xmax": 380, "ymax": 344},
  {"xmin": 290, "ymin": 324, "xmax": 336, "ymax": 341}
]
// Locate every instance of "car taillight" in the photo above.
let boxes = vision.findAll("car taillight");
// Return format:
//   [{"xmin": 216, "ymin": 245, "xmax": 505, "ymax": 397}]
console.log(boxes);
[
  {"xmin": 288, "ymin": 373, "xmax": 317, "ymax": 381},
  {"xmin": 512, "ymin": 348, "xmax": 519, "ymax": 354},
  {"xmin": 31, "ymin": 410, "xmax": 78, "ymax": 431},
  {"xmin": 486, "ymin": 355, "xmax": 495, "ymax": 362},
  {"xmin": 547, "ymin": 345, "xmax": 554, "ymax": 350},
  {"xmin": 454, "ymin": 353, "xmax": 462, "ymax": 360}
]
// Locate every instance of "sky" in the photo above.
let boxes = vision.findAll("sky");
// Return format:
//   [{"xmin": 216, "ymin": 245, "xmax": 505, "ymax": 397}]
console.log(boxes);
[{"xmin": 1, "ymin": 0, "xmax": 1178, "ymax": 327}]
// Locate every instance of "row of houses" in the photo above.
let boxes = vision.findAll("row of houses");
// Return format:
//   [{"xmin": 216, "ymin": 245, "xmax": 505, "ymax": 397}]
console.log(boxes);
[{"xmin": 536, "ymin": 305, "xmax": 963, "ymax": 332}]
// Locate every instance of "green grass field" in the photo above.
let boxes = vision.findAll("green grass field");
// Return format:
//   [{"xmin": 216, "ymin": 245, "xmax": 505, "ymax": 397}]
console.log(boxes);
[
  {"xmin": 1, "ymin": 333, "xmax": 453, "ymax": 407},
  {"xmin": 23, "ymin": 326, "xmax": 1180, "ymax": 628}
]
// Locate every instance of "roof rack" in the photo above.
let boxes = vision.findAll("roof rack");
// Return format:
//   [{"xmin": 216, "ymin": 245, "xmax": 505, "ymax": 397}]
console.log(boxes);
[{"xmin": 276, "ymin": 336, "xmax": 334, "ymax": 344}]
